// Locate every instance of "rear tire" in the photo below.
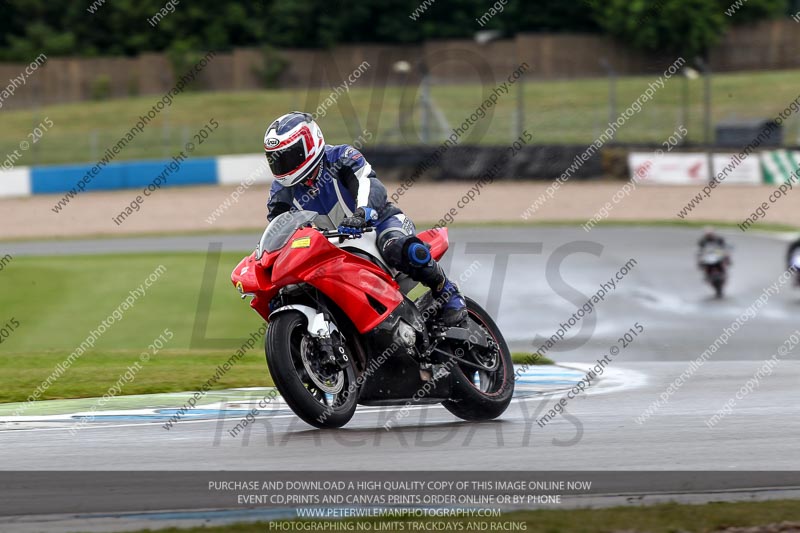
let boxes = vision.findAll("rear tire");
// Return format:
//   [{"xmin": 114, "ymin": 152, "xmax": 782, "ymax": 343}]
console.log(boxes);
[
  {"xmin": 443, "ymin": 298, "xmax": 514, "ymax": 421},
  {"xmin": 266, "ymin": 312, "xmax": 357, "ymax": 429}
]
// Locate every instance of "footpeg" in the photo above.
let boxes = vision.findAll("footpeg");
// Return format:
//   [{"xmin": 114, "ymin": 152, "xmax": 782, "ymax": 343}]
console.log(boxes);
[{"xmin": 431, "ymin": 364, "xmax": 451, "ymax": 381}]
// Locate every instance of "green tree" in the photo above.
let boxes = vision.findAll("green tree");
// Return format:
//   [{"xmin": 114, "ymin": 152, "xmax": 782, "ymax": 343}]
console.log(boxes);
[
  {"xmin": 726, "ymin": 0, "xmax": 788, "ymax": 22},
  {"xmin": 0, "ymin": 0, "xmax": 788, "ymax": 62},
  {"xmin": 592, "ymin": 0, "xmax": 787, "ymax": 60},
  {"xmin": 502, "ymin": 1, "xmax": 600, "ymax": 33}
]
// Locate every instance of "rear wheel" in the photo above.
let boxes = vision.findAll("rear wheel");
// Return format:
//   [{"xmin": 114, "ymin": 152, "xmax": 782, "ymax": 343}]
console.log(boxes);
[
  {"xmin": 442, "ymin": 298, "xmax": 514, "ymax": 421},
  {"xmin": 266, "ymin": 312, "xmax": 358, "ymax": 428}
]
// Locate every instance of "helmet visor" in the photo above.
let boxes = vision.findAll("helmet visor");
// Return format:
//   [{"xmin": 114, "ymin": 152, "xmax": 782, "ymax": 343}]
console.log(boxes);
[{"xmin": 266, "ymin": 138, "xmax": 307, "ymax": 177}]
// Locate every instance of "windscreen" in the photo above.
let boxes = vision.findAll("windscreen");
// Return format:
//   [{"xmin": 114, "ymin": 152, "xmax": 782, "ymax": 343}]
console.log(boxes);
[
  {"xmin": 791, "ymin": 250, "xmax": 800, "ymax": 268},
  {"xmin": 700, "ymin": 246, "xmax": 726, "ymax": 264},
  {"xmin": 312, "ymin": 213, "xmax": 336, "ymax": 231},
  {"xmin": 257, "ymin": 210, "xmax": 318, "ymax": 257}
]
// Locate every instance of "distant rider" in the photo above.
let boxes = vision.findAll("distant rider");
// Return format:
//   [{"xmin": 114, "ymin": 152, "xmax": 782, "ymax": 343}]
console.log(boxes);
[
  {"xmin": 787, "ymin": 236, "xmax": 800, "ymax": 279},
  {"xmin": 263, "ymin": 111, "xmax": 466, "ymax": 326},
  {"xmin": 697, "ymin": 226, "xmax": 730, "ymax": 267}
]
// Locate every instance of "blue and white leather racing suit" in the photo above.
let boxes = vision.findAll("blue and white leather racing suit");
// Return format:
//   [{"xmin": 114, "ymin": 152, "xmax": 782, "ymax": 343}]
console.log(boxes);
[
  {"xmin": 268, "ymin": 144, "xmax": 426, "ymax": 273},
  {"xmin": 266, "ymin": 144, "xmax": 463, "ymax": 321}
]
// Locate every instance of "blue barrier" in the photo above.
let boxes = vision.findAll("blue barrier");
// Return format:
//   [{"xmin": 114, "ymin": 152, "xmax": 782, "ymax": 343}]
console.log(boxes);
[{"xmin": 29, "ymin": 157, "xmax": 218, "ymax": 195}]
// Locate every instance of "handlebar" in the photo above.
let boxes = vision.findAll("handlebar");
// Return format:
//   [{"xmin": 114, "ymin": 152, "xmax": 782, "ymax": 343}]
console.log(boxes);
[{"xmin": 320, "ymin": 226, "xmax": 375, "ymax": 242}]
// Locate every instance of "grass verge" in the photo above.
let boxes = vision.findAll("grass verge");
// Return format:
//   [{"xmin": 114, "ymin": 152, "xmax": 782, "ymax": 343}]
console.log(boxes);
[
  {"xmin": 511, "ymin": 353, "xmax": 553, "ymax": 366},
  {"xmin": 0, "ymin": 351, "xmax": 547, "ymax": 404},
  {"xmin": 0, "ymin": 350, "xmax": 272, "ymax": 404},
  {"xmin": 3, "ymin": 68, "xmax": 800, "ymax": 167},
  {"xmin": 0, "ymin": 251, "xmax": 268, "ymax": 403},
  {"xmin": 1, "ymin": 218, "xmax": 792, "ymax": 245},
  {"xmin": 0, "ymin": 251, "xmax": 554, "ymax": 403}
]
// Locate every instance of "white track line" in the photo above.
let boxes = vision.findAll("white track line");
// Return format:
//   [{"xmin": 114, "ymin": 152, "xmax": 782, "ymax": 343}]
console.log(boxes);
[{"xmin": 0, "ymin": 365, "xmax": 647, "ymax": 433}]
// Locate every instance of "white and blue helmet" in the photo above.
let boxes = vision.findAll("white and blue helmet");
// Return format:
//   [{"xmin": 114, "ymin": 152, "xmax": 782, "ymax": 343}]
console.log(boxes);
[{"xmin": 264, "ymin": 111, "xmax": 325, "ymax": 187}]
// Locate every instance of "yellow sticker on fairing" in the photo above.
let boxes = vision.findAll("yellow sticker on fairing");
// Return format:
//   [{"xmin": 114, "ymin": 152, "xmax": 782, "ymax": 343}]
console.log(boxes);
[{"xmin": 291, "ymin": 236, "xmax": 312, "ymax": 248}]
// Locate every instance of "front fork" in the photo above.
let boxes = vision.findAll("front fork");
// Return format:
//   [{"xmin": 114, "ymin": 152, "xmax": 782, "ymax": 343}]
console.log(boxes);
[{"xmin": 269, "ymin": 303, "xmax": 350, "ymax": 369}]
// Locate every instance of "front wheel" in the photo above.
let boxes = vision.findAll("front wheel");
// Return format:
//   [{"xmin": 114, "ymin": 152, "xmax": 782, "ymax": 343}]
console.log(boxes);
[
  {"xmin": 442, "ymin": 298, "xmax": 514, "ymax": 421},
  {"xmin": 707, "ymin": 267, "xmax": 725, "ymax": 298},
  {"xmin": 265, "ymin": 312, "xmax": 358, "ymax": 428},
  {"xmin": 713, "ymin": 278, "xmax": 724, "ymax": 298}
]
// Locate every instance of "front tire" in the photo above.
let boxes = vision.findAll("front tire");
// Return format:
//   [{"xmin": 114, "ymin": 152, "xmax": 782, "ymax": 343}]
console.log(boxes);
[
  {"xmin": 713, "ymin": 279, "xmax": 724, "ymax": 298},
  {"xmin": 266, "ymin": 312, "xmax": 358, "ymax": 429},
  {"xmin": 443, "ymin": 298, "xmax": 514, "ymax": 421}
]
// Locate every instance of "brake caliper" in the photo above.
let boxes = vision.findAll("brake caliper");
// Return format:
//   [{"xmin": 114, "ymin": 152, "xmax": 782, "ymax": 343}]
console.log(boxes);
[{"xmin": 317, "ymin": 334, "xmax": 350, "ymax": 370}]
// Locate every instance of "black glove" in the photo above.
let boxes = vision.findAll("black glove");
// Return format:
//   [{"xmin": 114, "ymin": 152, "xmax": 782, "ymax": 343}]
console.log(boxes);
[{"xmin": 338, "ymin": 207, "xmax": 375, "ymax": 236}]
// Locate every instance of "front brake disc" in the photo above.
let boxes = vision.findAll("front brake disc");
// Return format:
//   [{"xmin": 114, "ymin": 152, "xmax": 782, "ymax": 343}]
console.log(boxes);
[{"xmin": 300, "ymin": 336, "xmax": 345, "ymax": 394}]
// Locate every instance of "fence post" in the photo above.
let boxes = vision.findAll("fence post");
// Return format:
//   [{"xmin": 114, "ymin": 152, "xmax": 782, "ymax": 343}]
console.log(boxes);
[
  {"xmin": 162, "ymin": 107, "xmax": 171, "ymax": 158},
  {"xmin": 419, "ymin": 62, "xmax": 431, "ymax": 144},
  {"xmin": 696, "ymin": 57, "xmax": 713, "ymax": 182},
  {"xmin": 600, "ymin": 58, "xmax": 616, "ymax": 140},
  {"xmin": 681, "ymin": 72, "xmax": 689, "ymax": 141},
  {"xmin": 516, "ymin": 72, "xmax": 524, "ymax": 140},
  {"xmin": 90, "ymin": 130, "xmax": 98, "ymax": 163}
]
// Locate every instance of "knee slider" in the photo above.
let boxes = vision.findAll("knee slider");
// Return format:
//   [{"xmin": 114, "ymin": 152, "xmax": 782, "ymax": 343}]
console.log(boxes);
[
  {"xmin": 379, "ymin": 231, "xmax": 412, "ymax": 269},
  {"xmin": 380, "ymin": 233, "xmax": 431, "ymax": 271},
  {"xmin": 407, "ymin": 241, "xmax": 431, "ymax": 267}
]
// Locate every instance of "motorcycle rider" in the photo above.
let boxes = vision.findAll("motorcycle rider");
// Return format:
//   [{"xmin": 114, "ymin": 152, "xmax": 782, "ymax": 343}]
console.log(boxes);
[
  {"xmin": 263, "ymin": 111, "xmax": 467, "ymax": 326},
  {"xmin": 697, "ymin": 226, "xmax": 730, "ymax": 267},
  {"xmin": 787, "ymin": 236, "xmax": 800, "ymax": 280}
]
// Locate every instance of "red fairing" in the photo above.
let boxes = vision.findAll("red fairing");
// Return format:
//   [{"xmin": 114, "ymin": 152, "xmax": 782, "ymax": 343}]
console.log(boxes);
[
  {"xmin": 231, "ymin": 253, "xmax": 259, "ymax": 294},
  {"xmin": 231, "ymin": 252, "xmax": 278, "ymax": 321},
  {"xmin": 232, "ymin": 227, "xmax": 403, "ymax": 333},
  {"xmin": 418, "ymin": 227, "xmax": 449, "ymax": 261}
]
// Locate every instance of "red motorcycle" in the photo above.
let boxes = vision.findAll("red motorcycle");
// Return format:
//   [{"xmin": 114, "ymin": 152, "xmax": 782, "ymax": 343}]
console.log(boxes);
[{"xmin": 231, "ymin": 210, "xmax": 513, "ymax": 428}]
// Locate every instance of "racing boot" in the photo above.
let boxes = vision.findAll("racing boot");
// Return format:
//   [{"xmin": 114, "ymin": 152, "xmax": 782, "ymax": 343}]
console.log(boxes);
[
  {"xmin": 406, "ymin": 242, "xmax": 467, "ymax": 327},
  {"xmin": 433, "ymin": 279, "xmax": 467, "ymax": 327}
]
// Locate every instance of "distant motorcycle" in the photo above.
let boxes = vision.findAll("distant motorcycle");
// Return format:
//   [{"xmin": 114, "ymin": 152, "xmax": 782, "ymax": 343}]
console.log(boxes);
[
  {"xmin": 789, "ymin": 249, "xmax": 800, "ymax": 285},
  {"xmin": 230, "ymin": 210, "xmax": 514, "ymax": 428},
  {"xmin": 699, "ymin": 245, "xmax": 729, "ymax": 298}
]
